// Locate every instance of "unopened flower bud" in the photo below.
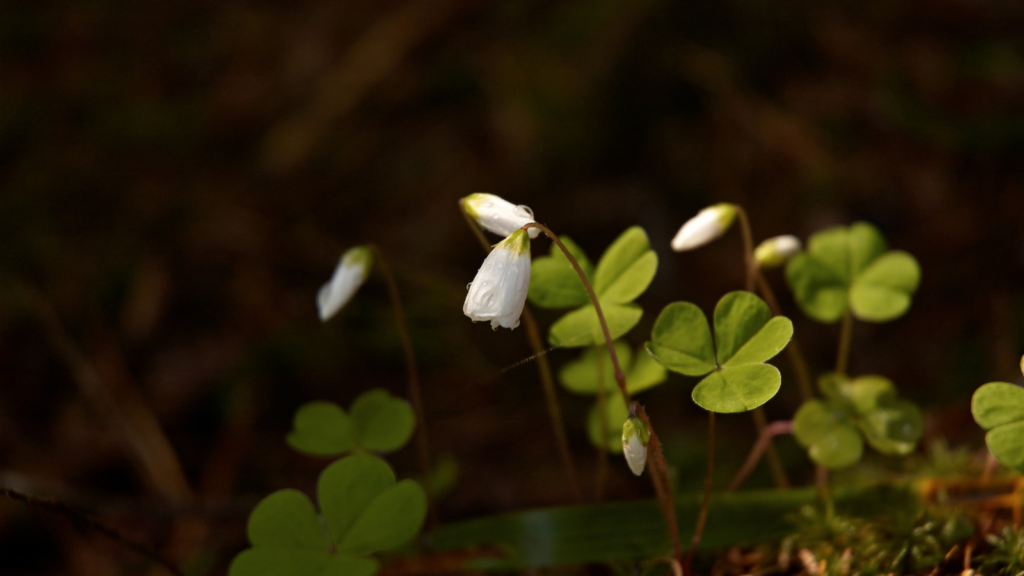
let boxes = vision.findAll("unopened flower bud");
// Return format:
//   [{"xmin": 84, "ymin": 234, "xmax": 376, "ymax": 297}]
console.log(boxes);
[
  {"xmin": 754, "ymin": 235, "xmax": 802, "ymax": 268},
  {"xmin": 464, "ymin": 229, "xmax": 532, "ymax": 330},
  {"xmin": 621, "ymin": 417, "xmax": 651, "ymax": 476},
  {"xmin": 461, "ymin": 193, "xmax": 540, "ymax": 239},
  {"xmin": 670, "ymin": 203, "xmax": 736, "ymax": 252},
  {"xmin": 317, "ymin": 246, "xmax": 373, "ymax": 321}
]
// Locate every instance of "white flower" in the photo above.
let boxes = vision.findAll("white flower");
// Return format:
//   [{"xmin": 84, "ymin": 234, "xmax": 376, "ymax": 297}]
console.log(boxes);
[
  {"xmin": 461, "ymin": 193, "xmax": 540, "ymax": 239},
  {"xmin": 621, "ymin": 417, "xmax": 650, "ymax": 476},
  {"xmin": 317, "ymin": 246, "xmax": 373, "ymax": 322},
  {"xmin": 754, "ymin": 235, "xmax": 802, "ymax": 268},
  {"xmin": 670, "ymin": 203, "xmax": 736, "ymax": 252},
  {"xmin": 463, "ymin": 229, "xmax": 532, "ymax": 330}
]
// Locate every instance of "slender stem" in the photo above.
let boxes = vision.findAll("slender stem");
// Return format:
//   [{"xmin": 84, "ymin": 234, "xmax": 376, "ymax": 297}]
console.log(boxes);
[
  {"xmin": 751, "ymin": 407, "xmax": 789, "ymax": 488},
  {"xmin": 460, "ymin": 206, "xmax": 583, "ymax": 502},
  {"xmin": 595, "ymin": 346, "xmax": 609, "ymax": 501},
  {"xmin": 522, "ymin": 223, "xmax": 628, "ymax": 399},
  {"xmin": 755, "ymin": 271, "xmax": 814, "ymax": 401},
  {"xmin": 685, "ymin": 412, "xmax": 716, "ymax": 574},
  {"xmin": 522, "ymin": 307, "xmax": 584, "ymax": 503},
  {"xmin": 731, "ymin": 206, "xmax": 789, "ymax": 488},
  {"xmin": 836, "ymin": 309, "xmax": 854, "ymax": 375},
  {"xmin": 370, "ymin": 246, "xmax": 432, "ymax": 494},
  {"xmin": 523, "ymin": 222, "xmax": 682, "ymax": 561},
  {"xmin": 727, "ymin": 420, "xmax": 793, "ymax": 492},
  {"xmin": 1, "ymin": 486, "xmax": 184, "ymax": 576},
  {"xmin": 732, "ymin": 205, "xmax": 756, "ymax": 293}
]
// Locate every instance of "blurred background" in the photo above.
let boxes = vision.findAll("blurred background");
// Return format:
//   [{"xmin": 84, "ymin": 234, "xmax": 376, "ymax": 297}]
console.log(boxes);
[{"xmin": 2, "ymin": 0, "xmax": 1024, "ymax": 573}]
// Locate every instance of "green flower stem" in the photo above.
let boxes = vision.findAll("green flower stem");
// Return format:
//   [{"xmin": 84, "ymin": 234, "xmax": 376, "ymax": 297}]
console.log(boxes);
[
  {"xmin": 836, "ymin": 309, "xmax": 854, "ymax": 375},
  {"xmin": 595, "ymin": 346, "xmax": 609, "ymax": 501},
  {"xmin": 732, "ymin": 204, "xmax": 756, "ymax": 293},
  {"xmin": 460, "ymin": 207, "xmax": 584, "ymax": 503},
  {"xmin": 684, "ymin": 411, "xmax": 715, "ymax": 575},
  {"xmin": 731, "ymin": 205, "xmax": 790, "ymax": 489},
  {"xmin": 727, "ymin": 420, "xmax": 793, "ymax": 492},
  {"xmin": 523, "ymin": 222, "xmax": 682, "ymax": 562},
  {"xmin": 755, "ymin": 272, "xmax": 814, "ymax": 401},
  {"xmin": 522, "ymin": 307, "xmax": 585, "ymax": 503},
  {"xmin": 369, "ymin": 246, "xmax": 432, "ymax": 498}
]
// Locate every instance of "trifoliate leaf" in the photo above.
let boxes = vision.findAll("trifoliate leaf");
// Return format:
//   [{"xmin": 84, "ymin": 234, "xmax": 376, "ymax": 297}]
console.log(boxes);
[
  {"xmin": 786, "ymin": 222, "xmax": 921, "ymax": 324},
  {"xmin": 646, "ymin": 292, "xmax": 792, "ymax": 413}
]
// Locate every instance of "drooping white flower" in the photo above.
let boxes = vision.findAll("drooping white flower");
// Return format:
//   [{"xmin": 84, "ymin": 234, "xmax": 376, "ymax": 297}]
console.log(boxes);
[
  {"xmin": 621, "ymin": 416, "xmax": 651, "ymax": 476},
  {"xmin": 463, "ymin": 229, "xmax": 532, "ymax": 330},
  {"xmin": 317, "ymin": 246, "xmax": 373, "ymax": 322},
  {"xmin": 754, "ymin": 235, "xmax": 802, "ymax": 268},
  {"xmin": 670, "ymin": 203, "xmax": 737, "ymax": 252},
  {"xmin": 461, "ymin": 193, "xmax": 540, "ymax": 239}
]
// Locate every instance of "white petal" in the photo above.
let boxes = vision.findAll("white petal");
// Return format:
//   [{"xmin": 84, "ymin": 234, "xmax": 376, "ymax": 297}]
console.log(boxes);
[
  {"xmin": 317, "ymin": 247, "xmax": 372, "ymax": 321},
  {"xmin": 462, "ymin": 193, "xmax": 540, "ymax": 239},
  {"xmin": 463, "ymin": 230, "xmax": 531, "ymax": 330},
  {"xmin": 623, "ymin": 434, "xmax": 648, "ymax": 476},
  {"xmin": 670, "ymin": 204, "xmax": 735, "ymax": 252},
  {"xmin": 754, "ymin": 234, "xmax": 802, "ymax": 268}
]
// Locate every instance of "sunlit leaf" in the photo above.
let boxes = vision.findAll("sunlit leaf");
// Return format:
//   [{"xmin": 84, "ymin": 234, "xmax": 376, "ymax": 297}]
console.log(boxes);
[
  {"xmin": 972, "ymin": 382, "xmax": 1024, "ymax": 471},
  {"xmin": 849, "ymin": 251, "xmax": 921, "ymax": 322},
  {"xmin": 646, "ymin": 302, "xmax": 716, "ymax": 376},
  {"xmin": 548, "ymin": 303, "xmax": 642, "ymax": 348},
  {"xmin": 691, "ymin": 364, "xmax": 781, "ymax": 413},
  {"xmin": 593, "ymin": 227, "xmax": 658, "ymax": 304},
  {"xmin": 786, "ymin": 222, "xmax": 920, "ymax": 324},
  {"xmin": 528, "ymin": 236, "xmax": 593, "ymax": 309}
]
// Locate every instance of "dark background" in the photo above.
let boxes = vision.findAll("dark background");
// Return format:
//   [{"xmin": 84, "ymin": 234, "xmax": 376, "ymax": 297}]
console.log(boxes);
[{"xmin": 2, "ymin": 0, "xmax": 1024, "ymax": 573}]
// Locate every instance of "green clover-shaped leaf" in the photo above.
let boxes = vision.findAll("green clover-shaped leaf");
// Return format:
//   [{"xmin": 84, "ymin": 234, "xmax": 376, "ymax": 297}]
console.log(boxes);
[
  {"xmin": 558, "ymin": 340, "xmax": 667, "ymax": 396},
  {"xmin": 794, "ymin": 373, "xmax": 923, "ymax": 469},
  {"xmin": 646, "ymin": 291, "xmax": 793, "ymax": 413},
  {"xmin": 785, "ymin": 222, "xmax": 921, "ymax": 324},
  {"xmin": 229, "ymin": 454, "xmax": 427, "ymax": 576},
  {"xmin": 529, "ymin": 227, "xmax": 657, "ymax": 348},
  {"xmin": 288, "ymin": 389, "xmax": 415, "ymax": 457},
  {"xmin": 972, "ymin": 381, "xmax": 1024, "ymax": 471},
  {"xmin": 527, "ymin": 236, "xmax": 594, "ymax": 309}
]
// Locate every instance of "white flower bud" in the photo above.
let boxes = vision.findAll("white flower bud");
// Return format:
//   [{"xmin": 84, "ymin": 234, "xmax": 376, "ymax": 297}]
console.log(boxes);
[
  {"xmin": 670, "ymin": 203, "xmax": 736, "ymax": 252},
  {"xmin": 621, "ymin": 417, "xmax": 651, "ymax": 476},
  {"xmin": 754, "ymin": 235, "xmax": 802, "ymax": 268},
  {"xmin": 317, "ymin": 246, "xmax": 373, "ymax": 321},
  {"xmin": 463, "ymin": 229, "xmax": 532, "ymax": 330},
  {"xmin": 461, "ymin": 193, "xmax": 540, "ymax": 239}
]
